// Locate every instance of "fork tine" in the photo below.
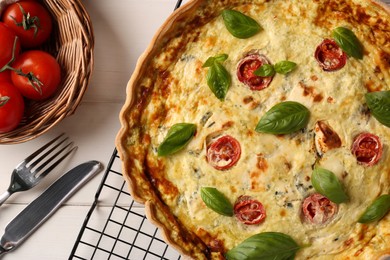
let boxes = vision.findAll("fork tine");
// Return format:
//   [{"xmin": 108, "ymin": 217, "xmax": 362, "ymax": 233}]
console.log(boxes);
[
  {"xmin": 28, "ymin": 135, "xmax": 69, "ymax": 169},
  {"xmin": 31, "ymin": 141, "xmax": 74, "ymax": 174},
  {"xmin": 32, "ymin": 143, "xmax": 78, "ymax": 179},
  {"xmin": 22, "ymin": 133, "xmax": 66, "ymax": 165}
]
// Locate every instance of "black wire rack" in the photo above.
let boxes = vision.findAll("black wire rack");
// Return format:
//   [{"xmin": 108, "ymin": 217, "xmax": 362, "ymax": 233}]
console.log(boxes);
[
  {"xmin": 69, "ymin": 149, "xmax": 182, "ymax": 260},
  {"xmin": 70, "ymin": 1, "xmax": 184, "ymax": 259}
]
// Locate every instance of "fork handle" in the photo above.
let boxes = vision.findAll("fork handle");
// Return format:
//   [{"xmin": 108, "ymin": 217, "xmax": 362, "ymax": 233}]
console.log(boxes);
[{"xmin": 0, "ymin": 191, "xmax": 11, "ymax": 206}]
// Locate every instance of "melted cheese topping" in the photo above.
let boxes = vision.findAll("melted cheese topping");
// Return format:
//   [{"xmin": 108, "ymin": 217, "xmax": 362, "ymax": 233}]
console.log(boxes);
[{"xmin": 119, "ymin": 0, "xmax": 390, "ymax": 259}]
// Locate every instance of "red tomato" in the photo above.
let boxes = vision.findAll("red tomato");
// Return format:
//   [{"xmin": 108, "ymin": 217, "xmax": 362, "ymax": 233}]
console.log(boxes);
[
  {"xmin": 315, "ymin": 39, "xmax": 347, "ymax": 71},
  {"xmin": 0, "ymin": 70, "xmax": 12, "ymax": 83},
  {"xmin": 0, "ymin": 22, "xmax": 21, "ymax": 68},
  {"xmin": 2, "ymin": 1, "xmax": 53, "ymax": 48},
  {"xmin": 302, "ymin": 193, "xmax": 338, "ymax": 224},
  {"xmin": 237, "ymin": 54, "xmax": 273, "ymax": 90},
  {"xmin": 351, "ymin": 133, "xmax": 383, "ymax": 166},
  {"xmin": 206, "ymin": 135, "xmax": 241, "ymax": 170},
  {"xmin": 11, "ymin": 50, "xmax": 61, "ymax": 100},
  {"xmin": 0, "ymin": 82, "xmax": 24, "ymax": 133},
  {"xmin": 234, "ymin": 195, "xmax": 266, "ymax": 225}
]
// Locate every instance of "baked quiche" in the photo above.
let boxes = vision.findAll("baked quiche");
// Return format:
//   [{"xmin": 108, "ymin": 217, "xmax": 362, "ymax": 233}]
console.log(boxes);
[{"xmin": 116, "ymin": 0, "xmax": 390, "ymax": 259}]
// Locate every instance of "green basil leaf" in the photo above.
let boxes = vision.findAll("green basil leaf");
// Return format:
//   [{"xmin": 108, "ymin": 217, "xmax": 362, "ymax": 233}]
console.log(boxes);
[
  {"xmin": 222, "ymin": 9, "xmax": 261, "ymax": 39},
  {"xmin": 311, "ymin": 167, "xmax": 348, "ymax": 204},
  {"xmin": 203, "ymin": 54, "xmax": 228, "ymax": 68},
  {"xmin": 200, "ymin": 187, "xmax": 233, "ymax": 216},
  {"xmin": 365, "ymin": 91, "xmax": 390, "ymax": 128},
  {"xmin": 226, "ymin": 232, "xmax": 301, "ymax": 260},
  {"xmin": 204, "ymin": 54, "xmax": 231, "ymax": 101},
  {"xmin": 274, "ymin": 61, "xmax": 297, "ymax": 74},
  {"xmin": 254, "ymin": 64, "xmax": 275, "ymax": 77},
  {"xmin": 332, "ymin": 27, "xmax": 363, "ymax": 59},
  {"xmin": 157, "ymin": 123, "xmax": 196, "ymax": 156},
  {"xmin": 358, "ymin": 194, "xmax": 390, "ymax": 223},
  {"xmin": 255, "ymin": 101, "xmax": 310, "ymax": 134}
]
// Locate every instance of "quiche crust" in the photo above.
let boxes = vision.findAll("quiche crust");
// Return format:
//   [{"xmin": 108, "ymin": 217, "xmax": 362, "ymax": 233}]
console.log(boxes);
[{"xmin": 116, "ymin": 0, "xmax": 390, "ymax": 259}]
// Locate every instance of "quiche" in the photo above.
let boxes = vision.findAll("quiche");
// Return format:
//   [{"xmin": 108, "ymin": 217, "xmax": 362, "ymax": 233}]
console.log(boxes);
[{"xmin": 116, "ymin": 0, "xmax": 390, "ymax": 259}]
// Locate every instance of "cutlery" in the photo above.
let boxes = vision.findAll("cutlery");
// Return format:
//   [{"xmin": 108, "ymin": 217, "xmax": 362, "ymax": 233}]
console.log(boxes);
[
  {"xmin": 0, "ymin": 160, "xmax": 103, "ymax": 256},
  {"xmin": 0, "ymin": 134, "xmax": 77, "ymax": 206}
]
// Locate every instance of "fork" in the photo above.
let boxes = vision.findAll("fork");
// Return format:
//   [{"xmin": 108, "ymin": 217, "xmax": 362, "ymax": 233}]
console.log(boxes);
[{"xmin": 0, "ymin": 134, "xmax": 77, "ymax": 206}]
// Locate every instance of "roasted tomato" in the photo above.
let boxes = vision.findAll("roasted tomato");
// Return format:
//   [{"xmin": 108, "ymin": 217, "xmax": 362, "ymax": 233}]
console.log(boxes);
[
  {"xmin": 234, "ymin": 195, "xmax": 266, "ymax": 225},
  {"xmin": 302, "ymin": 193, "xmax": 338, "ymax": 224},
  {"xmin": 2, "ymin": 1, "xmax": 53, "ymax": 48},
  {"xmin": 351, "ymin": 133, "xmax": 383, "ymax": 166},
  {"xmin": 206, "ymin": 135, "xmax": 241, "ymax": 170},
  {"xmin": 314, "ymin": 120, "xmax": 342, "ymax": 156},
  {"xmin": 0, "ymin": 82, "xmax": 24, "ymax": 133},
  {"xmin": 315, "ymin": 39, "xmax": 347, "ymax": 71},
  {"xmin": 0, "ymin": 22, "xmax": 21, "ymax": 68},
  {"xmin": 11, "ymin": 50, "xmax": 61, "ymax": 100},
  {"xmin": 237, "ymin": 53, "xmax": 273, "ymax": 90}
]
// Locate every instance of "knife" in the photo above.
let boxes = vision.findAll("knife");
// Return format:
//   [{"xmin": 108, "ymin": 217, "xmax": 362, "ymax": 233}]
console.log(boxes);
[{"xmin": 0, "ymin": 160, "xmax": 103, "ymax": 255}]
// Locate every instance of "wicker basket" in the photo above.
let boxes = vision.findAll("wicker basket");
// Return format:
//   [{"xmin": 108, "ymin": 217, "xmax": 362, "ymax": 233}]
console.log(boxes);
[{"xmin": 0, "ymin": 0, "xmax": 94, "ymax": 144}]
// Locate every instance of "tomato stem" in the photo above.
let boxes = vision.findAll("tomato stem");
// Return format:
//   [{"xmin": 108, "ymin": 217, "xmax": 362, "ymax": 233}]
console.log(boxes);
[
  {"xmin": 12, "ymin": 3, "xmax": 40, "ymax": 37},
  {"xmin": 0, "ymin": 37, "xmax": 19, "ymax": 73},
  {"xmin": 22, "ymin": 71, "xmax": 43, "ymax": 95},
  {"xmin": 0, "ymin": 35, "xmax": 44, "ymax": 95},
  {"xmin": 0, "ymin": 96, "xmax": 10, "ymax": 108}
]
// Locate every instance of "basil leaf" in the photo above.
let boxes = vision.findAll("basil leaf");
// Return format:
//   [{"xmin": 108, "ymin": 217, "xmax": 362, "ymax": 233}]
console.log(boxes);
[
  {"xmin": 203, "ymin": 54, "xmax": 231, "ymax": 101},
  {"xmin": 157, "ymin": 123, "xmax": 196, "ymax": 156},
  {"xmin": 226, "ymin": 232, "xmax": 301, "ymax": 260},
  {"xmin": 358, "ymin": 194, "xmax": 390, "ymax": 223},
  {"xmin": 200, "ymin": 187, "xmax": 233, "ymax": 216},
  {"xmin": 254, "ymin": 64, "xmax": 275, "ymax": 77},
  {"xmin": 222, "ymin": 9, "xmax": 261, "ymax": 39},
  {"xmin": 365, "ymin": 91, "xmax": 390, "ymax": 128},
  {"xmin": 311, "ymin": 167, "xmax": 348, "ymax": 204},
  {"xmin": 203, "ymin": 54, "xmax": 228, "ymax": 68},
  {"xmin": 274, "ymin": 61, "xmax": 297, "ymax": 74},
  {"xmin": 255, "ymin": 101, "xmax": 310, "ymax": 134},
  {"xmin": 332, "ymin": 27, "xmax": 363, "ymax": 59}
]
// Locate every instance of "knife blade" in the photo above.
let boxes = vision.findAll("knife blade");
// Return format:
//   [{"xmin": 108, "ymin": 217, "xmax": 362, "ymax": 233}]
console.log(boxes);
[{"xmin": 0, "ymin": 160, "xmax": 103, "ymax": 255}]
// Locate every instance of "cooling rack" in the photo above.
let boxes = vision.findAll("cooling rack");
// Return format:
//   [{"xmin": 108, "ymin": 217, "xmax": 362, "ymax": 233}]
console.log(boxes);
[
  {"xmin": 69, "ymin": 149, "xmax": 182, "ymax": 260},
  {"xmin": 70, "ymin": 1, "xmax": 184, "ymax": 258}
]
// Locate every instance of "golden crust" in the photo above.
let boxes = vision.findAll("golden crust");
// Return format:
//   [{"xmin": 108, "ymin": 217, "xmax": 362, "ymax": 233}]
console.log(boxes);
[{"xmin": 116, "ymin": 0, "xmax": 390, "ymax": 259}]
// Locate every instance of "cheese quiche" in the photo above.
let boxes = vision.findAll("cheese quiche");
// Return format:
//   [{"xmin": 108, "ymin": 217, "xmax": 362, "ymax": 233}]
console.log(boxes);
[{"xmin": 116, "ymin": 0, "xmax": 390, "ymax": 259}]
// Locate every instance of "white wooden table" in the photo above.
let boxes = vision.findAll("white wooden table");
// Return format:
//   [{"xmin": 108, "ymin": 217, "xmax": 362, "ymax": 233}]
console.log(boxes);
[{"xmin": 0, "ymin": 0, "xmax": 183, "ymax": 259}]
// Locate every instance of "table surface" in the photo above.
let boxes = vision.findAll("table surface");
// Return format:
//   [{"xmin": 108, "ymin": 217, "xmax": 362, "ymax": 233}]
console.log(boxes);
[
  {"xmin": 0, "ymin": 0, "xmax": 184, "ymax": 259},
  {"xmin": 0, "ymin": 0, "xmax": 389, "ymax": 259}
]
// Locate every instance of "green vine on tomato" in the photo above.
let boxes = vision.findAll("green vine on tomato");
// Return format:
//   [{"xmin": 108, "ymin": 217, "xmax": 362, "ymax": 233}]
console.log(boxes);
[{"xmin": 0, "ymin": 35, "xmax": 45, "ymax": 96}]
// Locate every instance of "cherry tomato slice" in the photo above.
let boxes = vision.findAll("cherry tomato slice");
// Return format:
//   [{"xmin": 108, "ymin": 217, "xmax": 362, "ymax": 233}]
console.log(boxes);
[
  {"xmin": 237, "ymin": 54, "xmax": 273, "ymax": 90},
  {"xmin": 2, "ymin": 1, "xmax": 53, "ymax": 48},
  {"xmin": 206, "ymin": 135, "xmax": 241, "ymax": 170},
  {"xmin": 302, "ymin": 193, "xmax": 338, "ymax": 224},
  {"xmin": 351, "ymin": 133, "xmax": 383, "ymax": 166},
  {"xmin": 315, "ymin": 39, "xmax": 347, "ymax": 71},
  {"xmin": 0, "ymin": 82, "xmax": 25, "ymax": 133},
  {"xmin": 234, "ymin": 195, "xmax": 266, "ymax": 225}
]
